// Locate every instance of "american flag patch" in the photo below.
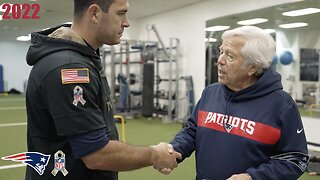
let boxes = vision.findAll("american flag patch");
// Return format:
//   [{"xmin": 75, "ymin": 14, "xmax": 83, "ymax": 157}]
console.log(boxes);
[{"xmin": 61, "ymin": 68, "xmax": 90, "ymax": 84}]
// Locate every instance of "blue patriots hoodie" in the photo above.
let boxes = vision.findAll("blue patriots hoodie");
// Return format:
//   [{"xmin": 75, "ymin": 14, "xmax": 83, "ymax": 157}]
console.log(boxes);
[{"xmin": 171, "ymin": 68, "xmax": 309, "ymax": 180}]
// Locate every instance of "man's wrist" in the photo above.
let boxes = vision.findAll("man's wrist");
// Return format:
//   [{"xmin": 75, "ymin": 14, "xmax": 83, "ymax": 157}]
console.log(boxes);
[{"xmin": 149, "ymin": 146, "xmax": 157, "ymax": 166}]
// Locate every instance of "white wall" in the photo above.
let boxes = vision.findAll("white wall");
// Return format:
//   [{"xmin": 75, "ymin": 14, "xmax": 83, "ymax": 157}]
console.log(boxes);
[
  {"xmin": 0, "ymin": 0, "xmax": 296, "ymax": 97},
  {"xmin": 0, "ymin": 41, "xmax": 31, "ymax": 92},
  {"xmin": 125, "ymin": 0, "xmax": 294, "ymax": 101}
]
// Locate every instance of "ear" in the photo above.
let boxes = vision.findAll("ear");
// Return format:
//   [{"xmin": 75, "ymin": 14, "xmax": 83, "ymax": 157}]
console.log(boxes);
[
  {"xmin": 87, "ymin": 4, "xmax": 102, "ymax": 23},
  {"xmin": 247, "ymin": 64, "xmax": 257, "ymax": 76}
]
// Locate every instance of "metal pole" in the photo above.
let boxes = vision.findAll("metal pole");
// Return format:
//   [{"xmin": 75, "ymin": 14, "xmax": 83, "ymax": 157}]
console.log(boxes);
[
  {"xmin": 149, "ymin": 24, "xmax": 169, "ymax": 59},
  {"xmin": 110, "ymin": 46, "xmax": 116, "ymax": 100},
  {"xmin": 207, "ymin": 44, "xmax": 213, "ymax": 85},
  {"xmin": 125, "ymin": 41, "xmax": 131, "ymax": 111},
  {"xmin": 174, "ymin": 38, "xmax": 180, "ymax": 121},
  {"xmin": 168, "ymin": 39, "xmax": 173, "ymax": 120}
]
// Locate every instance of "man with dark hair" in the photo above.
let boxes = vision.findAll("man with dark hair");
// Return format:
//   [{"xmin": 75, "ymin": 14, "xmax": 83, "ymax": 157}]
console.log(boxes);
[
  {"xmin": 25, "ymin": 0, "xmax": 181, "ymax": 179},
  {"xmin": 73, "ymin": 0, "xmax": 115, "ymax": 21}
]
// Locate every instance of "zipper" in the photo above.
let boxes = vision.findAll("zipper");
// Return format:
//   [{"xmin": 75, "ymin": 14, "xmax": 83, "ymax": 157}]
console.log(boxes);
[{"xmin": 223, "ymin": 93, "xmax": 234, "ymax": 132}]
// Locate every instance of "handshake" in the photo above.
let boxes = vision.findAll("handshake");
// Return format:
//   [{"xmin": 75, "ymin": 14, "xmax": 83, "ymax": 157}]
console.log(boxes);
[{"xmin": 151, "ymin": 142, "xmax": 182, "ymax": 174}]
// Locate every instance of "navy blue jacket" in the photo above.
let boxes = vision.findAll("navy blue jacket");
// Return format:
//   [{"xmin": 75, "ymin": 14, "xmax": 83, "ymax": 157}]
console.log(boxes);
[{"xmin": 171, "ymin": 68, "xmax": 309, "ymax": 180}]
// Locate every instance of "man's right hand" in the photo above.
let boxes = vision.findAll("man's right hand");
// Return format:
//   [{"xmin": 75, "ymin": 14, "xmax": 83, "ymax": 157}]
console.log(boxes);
[{"xmin": 151, "ymin": 142, "xmax": 182, "ymax": 174}]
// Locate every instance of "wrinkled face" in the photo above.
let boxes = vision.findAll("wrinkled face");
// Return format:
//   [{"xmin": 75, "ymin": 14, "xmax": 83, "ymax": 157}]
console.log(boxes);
[
  {"xmin": 217, "ymin": 36, "xmax": 253, "ymax": 91},
  {"xmin": 96, "ymin": 0, "xmax": 129, "ymax": 45}
]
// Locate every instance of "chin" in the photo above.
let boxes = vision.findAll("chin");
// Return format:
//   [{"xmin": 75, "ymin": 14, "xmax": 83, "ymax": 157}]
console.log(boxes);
[
  {"xmin": 106, "ymin": 40, "xmax": 120, "ymax": 45},
  {"xmin": 113, "ymin": 38, "xmax": 121, "ymax": 44},
  {"xmin": 218, "ymin": 79, "xmax": 225, "ymax": 84},
  {"xmin": 115, "ymin": 39, "xmax": 121, "ymax": 44}
]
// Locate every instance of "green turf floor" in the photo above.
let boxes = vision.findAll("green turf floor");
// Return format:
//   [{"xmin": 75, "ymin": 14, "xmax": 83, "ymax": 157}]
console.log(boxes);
[{"xmin": 0, "ymin": 95, "xmax": 319, "ymax": 179}]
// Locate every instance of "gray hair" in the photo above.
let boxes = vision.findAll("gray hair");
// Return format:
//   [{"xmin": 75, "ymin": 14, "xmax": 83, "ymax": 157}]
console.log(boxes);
[{"xmin": 222, "ymin": 26, "xmax": 276, "ymax": 74}]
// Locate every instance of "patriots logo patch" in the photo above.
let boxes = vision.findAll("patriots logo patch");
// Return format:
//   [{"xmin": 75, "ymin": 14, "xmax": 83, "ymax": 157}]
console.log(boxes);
[
  {"xmin": 1, "ymin": 152, "xmax": 50, "ymax": 175},
  {"xmin": 223, "ymin": 115, "xmax": 233, "ymax": 133},
  {"xmin": 271, "ymin": 152, "xmax": 310, "ymax": 172},
  {"xmin": 224, "ymin": 123, "xmax": 233, "ymax": 133}
]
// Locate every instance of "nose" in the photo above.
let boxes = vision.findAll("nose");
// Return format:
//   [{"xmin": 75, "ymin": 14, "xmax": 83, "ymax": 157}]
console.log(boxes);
[
  {"xmin": 123, "ymin": 15, "xmax": 130, "ymax": 28},
  {"xmin": 217, "ymin": 54, "xmax": 226, "ymax": 65}
]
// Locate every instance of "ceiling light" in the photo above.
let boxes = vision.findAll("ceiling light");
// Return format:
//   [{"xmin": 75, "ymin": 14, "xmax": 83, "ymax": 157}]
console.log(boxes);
[
  {"xmin": 237, "ymin": 18, "xmax": 268, "ymax": 25},
  {"xmin": 282, "ymin": 8, "xmax": 320, "ymax": 17},
  {"xmin": 279, "ymin": 22, "xmax": 308, "ymax": 29},
  {"xmin": 17, "ymin": 34, "xmax": 31, "ymax": 42},
  {"xmin": 263, "ymin": 29, "xmax": 276, "ymax": 34},
  {"xmin": 205, "ymin": 26, "xmax": 230, "ymax": 32},
  {"xmin": 205, "ymin": 38, "xmax": 217, "ymax": 42}
]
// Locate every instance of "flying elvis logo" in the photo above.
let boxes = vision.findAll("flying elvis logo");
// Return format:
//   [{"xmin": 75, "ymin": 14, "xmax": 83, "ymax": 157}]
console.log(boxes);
[
  {"xmin": 1, "ymin": 152, "xmax": 50, "ymax": 175},
  {"xmin": 197, "ymin": 110, "xmax": 281, "ymax": 145}
]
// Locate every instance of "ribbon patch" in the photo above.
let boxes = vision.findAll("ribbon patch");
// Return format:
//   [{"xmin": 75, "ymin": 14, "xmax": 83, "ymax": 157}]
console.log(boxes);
[
  {"xmin": 51, "ymin": 150, "xmax": 68, "ymax": 176},
  {"xmin": 73, "ymin": 86, "xmax": 86, "ymax": 106}
]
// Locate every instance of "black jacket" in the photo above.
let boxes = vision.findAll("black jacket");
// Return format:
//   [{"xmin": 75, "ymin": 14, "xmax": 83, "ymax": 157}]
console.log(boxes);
[{"xmin": 25, "ymin": 24, "xmax": 118, "ymax": 180}]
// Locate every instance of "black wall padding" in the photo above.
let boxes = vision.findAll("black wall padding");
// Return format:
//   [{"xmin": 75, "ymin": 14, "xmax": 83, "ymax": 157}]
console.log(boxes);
[
  {"xmin": 142, "ymin": 63, "xmax": 154, "ymax": 117},
  {"xmin": 0, "ymin": 65, "xmax": 3, "ymax": 92}
]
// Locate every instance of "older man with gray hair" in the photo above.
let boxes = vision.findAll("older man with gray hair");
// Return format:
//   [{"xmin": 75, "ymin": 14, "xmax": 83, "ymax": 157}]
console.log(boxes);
[{"xmin": 170, "ymin": 26, "xmax": 309, "ymax": 180}]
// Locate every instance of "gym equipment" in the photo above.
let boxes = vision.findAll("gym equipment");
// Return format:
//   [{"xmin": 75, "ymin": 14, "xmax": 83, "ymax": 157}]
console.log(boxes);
[
  {"xmin": 179, "ymin": 76, "xmax": 195, "ymax": 127},
  {"xmin": 184, "ymin": 76, "xmax": 195, "ymax": 116},
  {"xmin": 307, "ymin": 149, "xmax": 320, "ymax": 176},
  {"xmin": 117, "ymin": 73, "xmax": 129, "ymax": 111},
  {"xmin": 279, "ymin": 50, "xmax": 293, "ymax": 65},
  {"xmin": 129, "ymin": 73, "xmax": 137, "ymax": 85},
  {"xmin": 101, "ymin": 40, "xmax": 156, "ymax": 117},
  {"xmin": 102, "ymin": 25, "xmax": 187, "ymax": 122},
  {"xmin": 115, "ymin": 73, "xmax": 142, "ymax": 112},
  {"xmin": 147, "ymin": 25, "xmax": 180, "ymax": 121},
  {"xmin": 205, "ymin": 43, "xmax": 220, "ymax": 86},
  {"xmin": 0, "ymin": 64, "xmax": 3, "ymax": 92},
  {"xmin": 114, "ymin": 115, "xmax": 126, "ymax": 142},
  {"xmin": 142, "ymin": 63, "xmax": 154, "ymax": 117},
  {"xmin": 146, "ymin": 24, "xmax": 169, "ymax": 58}
]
